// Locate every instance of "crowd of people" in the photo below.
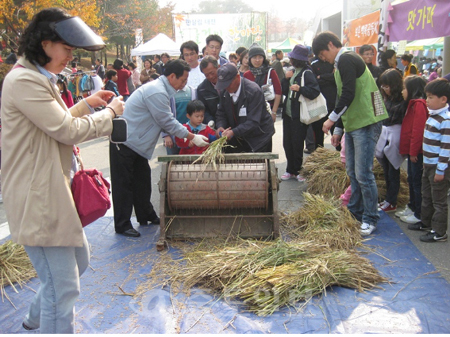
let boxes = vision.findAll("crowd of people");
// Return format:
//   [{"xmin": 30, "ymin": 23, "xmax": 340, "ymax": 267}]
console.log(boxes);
[{"xmin": 1, "ymin": 7, "xmax": 450, "ymax": 334}]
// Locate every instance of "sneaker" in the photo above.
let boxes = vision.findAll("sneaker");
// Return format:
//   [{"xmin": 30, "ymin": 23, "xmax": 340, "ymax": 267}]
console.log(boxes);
[
  {"xmin": 379, "ymin": 202, "xmax": 397, "ymax": 212},
  {"xmin": 360, "ymin": 222, "xmax": 376, "ymax": 236},
  {"xmin": 296, "ymin": 174, "xmax": 306, "ymax": 182},
  {"xmin": 408, "ymin": 221, "xmax": 431, "ymax": 231},
  {"xmin": 281, "ymin": 172, "xmax": 295, "ymax": 181},
  {"xmin": 377, "ymin": 200, "xmax": 387, "ymax": 209},
  {"xmin": 395, "ymin": 206, "xmax": 413, "ymax": 218},
  {"xmin": 400, "ymin": 213, "xmax": 421, "ymax": 224},
  {"xmin": 420, "ymin": 230, "xmax": 448, "ymax": 242}
]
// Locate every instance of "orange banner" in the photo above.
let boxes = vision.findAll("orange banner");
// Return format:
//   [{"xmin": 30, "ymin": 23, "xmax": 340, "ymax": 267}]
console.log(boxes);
[{"xmin": 343, "ymin": 11, "xmax": 380, "ymax": 47}]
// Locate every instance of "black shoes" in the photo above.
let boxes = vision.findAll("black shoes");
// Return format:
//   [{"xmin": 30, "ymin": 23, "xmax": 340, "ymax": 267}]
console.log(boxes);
[
  {"xmin": 118, "ymin": 228, "xmax": 141, "ymax": 237},
  {"xmin": 407, "ymin": 222, "xmax": 431, "ymax": 231},
  {"xmin": 139, "ymin": 215, "xmax": 161, "ymax": 226},
  {"xmin": 420, "ymin": 230, "xmax": 448, "ymax": 243}
]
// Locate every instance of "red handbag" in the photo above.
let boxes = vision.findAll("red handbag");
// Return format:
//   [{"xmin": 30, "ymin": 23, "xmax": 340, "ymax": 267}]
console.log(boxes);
[{"xmin": 71, "ymin": 147, "xmax": 111, "ymax": 227}]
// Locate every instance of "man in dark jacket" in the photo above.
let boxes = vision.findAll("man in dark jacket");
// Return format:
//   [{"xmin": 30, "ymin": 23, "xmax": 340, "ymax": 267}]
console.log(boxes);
[
  {"xmin": 215, "ymin": 63, "xmax": 275, "ymax": 153},
  {"xmin": 197, "ymin": 56, "xmax": 220, "ymax": 124},
  {"xmin": 359, "ymin": 45, "xmax": 382, "ymax": 85}
]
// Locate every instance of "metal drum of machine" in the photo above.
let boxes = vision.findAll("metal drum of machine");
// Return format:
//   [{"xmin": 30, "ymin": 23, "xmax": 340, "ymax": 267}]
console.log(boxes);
[{"xmin": 157, "ymin": 153, "xmax": 279, "ymax": 250}]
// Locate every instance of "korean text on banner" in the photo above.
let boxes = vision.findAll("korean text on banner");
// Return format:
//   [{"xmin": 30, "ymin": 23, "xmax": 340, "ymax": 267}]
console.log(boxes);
[
  {"xmin": 343, "ymin": 11, "xmax": 380, "ymax": 47},
  {"xmin": 388, "ymin": 0, "xmax": 450, "ymax": 42}
]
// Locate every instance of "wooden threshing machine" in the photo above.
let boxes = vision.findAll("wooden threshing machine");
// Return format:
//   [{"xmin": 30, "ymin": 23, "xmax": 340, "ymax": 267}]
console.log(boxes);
[{"xmin": 156, "ymin": 153, "xmax": 279, "ymax": 250}]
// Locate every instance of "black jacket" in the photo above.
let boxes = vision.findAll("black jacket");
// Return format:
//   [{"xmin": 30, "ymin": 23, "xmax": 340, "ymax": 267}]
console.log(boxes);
[
  {"xmin": 216, "ymin": 78, "xmax": 275, "ymax": 152},
  {"xmin": 281, "ymin": 67, "xmax": 321, "ymax": 120},
  {"xmin": 310, "ymin": 58, "xmax": 337, "ymax": 112},
  {"xmin": 197, "ymin": 78, "xmax": 220, "ymax": 124}
]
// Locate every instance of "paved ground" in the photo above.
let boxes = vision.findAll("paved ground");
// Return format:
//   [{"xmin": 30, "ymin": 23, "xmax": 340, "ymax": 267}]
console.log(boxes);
[{"xmin": 1, "ymin": 115, "xmax": 449, "ymax": 282}]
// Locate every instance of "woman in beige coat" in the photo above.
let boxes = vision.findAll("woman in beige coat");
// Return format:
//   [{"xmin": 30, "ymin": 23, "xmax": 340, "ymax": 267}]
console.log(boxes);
[{"xmin": 0, "ymin": 8, "xmax": 124, "ymax": 333}]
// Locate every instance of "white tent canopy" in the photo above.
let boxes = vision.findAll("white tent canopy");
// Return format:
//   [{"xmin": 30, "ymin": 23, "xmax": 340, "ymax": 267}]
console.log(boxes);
[{"xmin": 130, "ymin": 33, "xmax": 181, "ymax": 57}]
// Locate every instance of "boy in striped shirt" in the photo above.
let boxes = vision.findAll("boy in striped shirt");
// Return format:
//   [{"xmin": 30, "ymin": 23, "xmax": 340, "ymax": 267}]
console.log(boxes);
[{"xmin": 414, "ymin": 78, "xmax": 450, "ymax": 242}]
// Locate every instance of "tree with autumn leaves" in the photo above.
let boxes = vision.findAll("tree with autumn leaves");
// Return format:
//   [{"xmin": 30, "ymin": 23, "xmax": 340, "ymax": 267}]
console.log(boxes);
[{"xmin": 0, "ymin": 0, "xmax": 174, "ymax": 60}]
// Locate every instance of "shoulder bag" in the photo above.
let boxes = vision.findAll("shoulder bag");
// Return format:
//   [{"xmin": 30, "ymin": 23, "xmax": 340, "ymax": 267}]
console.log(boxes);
[
  {"xmin": 298, "ymin": 70, "xmax": 328, "ymax": 125},
  {"xmin": 71, "ymin": 147, "xmax": 111, "ymax": 227},
  {"xmin": 261, "ymin": 69, "xmax": 276, "ymax": 101}
]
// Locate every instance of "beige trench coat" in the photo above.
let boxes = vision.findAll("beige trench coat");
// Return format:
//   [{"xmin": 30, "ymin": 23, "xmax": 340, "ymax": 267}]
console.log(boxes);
[{"xmin": 1, "ymin": 58, "xmax": 113, "ymax": 247}]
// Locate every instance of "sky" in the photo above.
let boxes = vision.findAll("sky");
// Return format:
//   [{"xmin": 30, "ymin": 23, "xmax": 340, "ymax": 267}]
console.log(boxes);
[{"xmin": 158, "ymin": 0, "xmax": 322, "ymax": 21}]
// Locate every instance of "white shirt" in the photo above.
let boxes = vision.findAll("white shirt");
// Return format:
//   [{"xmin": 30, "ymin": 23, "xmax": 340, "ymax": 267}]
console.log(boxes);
[
  {"xmin": 230, "ymin": 80, "xmax": 242, "ymax": 103},
  {"xmin": 187, "ymin": 64, "xmax": 206, "ymax": 89}
]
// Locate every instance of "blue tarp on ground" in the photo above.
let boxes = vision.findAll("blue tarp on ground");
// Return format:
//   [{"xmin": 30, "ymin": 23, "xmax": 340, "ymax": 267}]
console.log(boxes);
[{"xmin": 2, "ymin": 212, "xmax": 450, "ymax": 333}]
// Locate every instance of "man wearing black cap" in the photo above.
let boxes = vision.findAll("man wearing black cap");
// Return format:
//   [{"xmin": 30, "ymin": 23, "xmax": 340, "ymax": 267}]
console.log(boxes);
[{"xmin": 215, "ymin": 63, "xmax": 275, "ymax": 153}]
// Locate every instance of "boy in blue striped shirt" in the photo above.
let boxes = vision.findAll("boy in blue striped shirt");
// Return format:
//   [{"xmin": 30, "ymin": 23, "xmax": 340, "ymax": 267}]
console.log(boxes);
[{"xmin": 413, "ymin": 79, "xmax": 450, "ymax": 242}]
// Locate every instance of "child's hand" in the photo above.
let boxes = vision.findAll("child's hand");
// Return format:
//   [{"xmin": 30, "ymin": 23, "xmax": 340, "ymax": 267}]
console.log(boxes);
[
  {"xmin": 434, "ymin": 174, "xmax": 444, "ymax": 182},
  {"xmin": 188, "ymin": 141, "xmax": 194, "ymax": 148}
]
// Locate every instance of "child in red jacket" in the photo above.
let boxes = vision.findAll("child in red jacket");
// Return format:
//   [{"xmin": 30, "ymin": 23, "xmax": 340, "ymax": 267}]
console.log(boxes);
[
  {"xmin": 176, "ymin": 100, "xmax": 217, "ymax": 154},
  {"xmin": 397, "ymin": 75, "xmax": 428, "ymax": 225}
]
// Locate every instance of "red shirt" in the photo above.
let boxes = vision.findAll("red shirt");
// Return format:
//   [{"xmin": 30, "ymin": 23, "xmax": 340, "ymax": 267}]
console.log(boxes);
[
  {"xmin": 116, "ymin": 68, "xmax": 131, "ymax": 96},
  {"xmin": 175, "ymin": 124, "xmax": 217, "ymax": 155},
  {"xmin": 243, "ymin": 68, "xmax": 282, "ymax": 97}
]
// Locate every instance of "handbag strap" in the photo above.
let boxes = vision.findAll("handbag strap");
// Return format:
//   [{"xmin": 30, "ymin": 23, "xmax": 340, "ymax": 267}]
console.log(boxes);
[
  {"xmin": 301, "ymin": 69, "xmax": 313, "ymax": 87},
  {"xmin": 265, "ymin": 68, "xmax": 272, "ymax": 85},
  {"xmin": 73, "ymin": 146, "xmax": 84, "ymax": 171}
]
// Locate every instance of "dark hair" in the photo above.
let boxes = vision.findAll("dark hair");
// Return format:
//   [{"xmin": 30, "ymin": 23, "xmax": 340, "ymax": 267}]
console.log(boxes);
[
  {"xmin": 106, "ymin": 69, "xmax": 117, "ymax": 80},
  {"xmin": 275, "ymin": 50, "xmax": 283, "ymax": 57},
  {"xmin": 96, "ymin": 58, "xmax": 102, "ymax": 63},
  {"xmin": 425, "ymin": 78, "xmax": 450, "ymax": 102},
  {"xmin": 401, "ymin": 54, "xmax": 412, "ymax": 63},
  {"xmin": 18, "ymin": 8, "xmax": 71, "ymax": 66},
  {"xmin": 359, "ymin": 44, "xmax": 374, "ymax": 55},
  {"xmin": 150, "ymin": 73, "xmax": 160, "ymax": 80},
  {"xmin": 235, "ymin": 46, "xmax": 246, "ymax": 56},
  {"xmin": 144, "ymin": 59, "xmax": 153, "ymax": 67},
  {"xmin": 379, "ymin": 68, "xmax": 404, "ymax": 101},
  {"xmin": 290, "ymin": 58, "xmax": 308, "ymax": 69},
  {"xmin": 71, "ymin": 62, "xmax": 77, "ymax": 68},
  {"xmin": 180, "ymin": 40, "xmax": 199, "ymax": 54},
  {"xmin": 164, "ymin": 59, "xmax": 190, "ymax": 78},
  {"xmin": 200, "ymin": 55, "xmax": 218, "ymax": 72},
  {"xmin": 312, "ymin": 31, "xmax": 342, "ymax": 56},
  {"xmin": 206, "ymin": 34, "xmax": 223, "ymax": 46},
  {"xmin": 186, "ymin": 99, "xmax": 205, "ymax": 116},
  {"xmin": 379, "ymin": 49, "xmax": 396, "ymax": 68},
  {"xmin": 154, "ymin": 54, "xmax": 160, "ymax": 61},
  {"xmin": 113, "ymin": 58, "xmax": 123, "ymax": 70},
  {"xmin": 161, "ymin": 53, "xmax": 170, "ymax": 59},
  {"xmin": 128, "ymin": 62, "xmax": 136, "ymax": 70},
  {"xmin": 228, "ymin": 53, "xmax": 238, "ymax": 61},
  {"xmin": 202, "ymin": 46, "xmax": 207, "ymax": 55},
  {"xmin": 57, "ymin": 76, "xmax": 70, "ymax": 99},
  {"xmin": 239, "ymin": 50, "xmax": 249, "ymax": 63},
  {"xmin": 404, "ymin": 75, "xmax": 427, "ymax": 103}
]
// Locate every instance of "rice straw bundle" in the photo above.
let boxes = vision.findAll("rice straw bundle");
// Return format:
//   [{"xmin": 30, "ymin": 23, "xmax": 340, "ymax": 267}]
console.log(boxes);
[
  {"xmin": 302, "ymin": 147, "xmax": 349, "ymax": 199},
  {"xmin": 192, "ymin": 136, "xmax": 229, "ymax": 170},
  {"xmin": 0, "ymin": 240, "xmax": 36, "ymax": 300},
  {"xmin": 303, "ymin": 147, "xmax": 409, "ymax": 207},
  {"xmin": 281, "ymin": 193, "xmax": 362, "ymax": 250},
  {"xmin": 167, "ymin": 239, "xmax": 386, "ymax": 316}
]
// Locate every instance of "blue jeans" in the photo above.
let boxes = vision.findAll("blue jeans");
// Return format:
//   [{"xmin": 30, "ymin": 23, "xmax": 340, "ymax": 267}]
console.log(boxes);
[
  {"xmin": 345, "ymin": 122, "xmax": 382, "ymax": 226},
  {"xmin": 23, "ymin": 232, "xmax": 90, "ymax": 333},
  {"xmin": 407, "ymin": 154, "xmax": 423, "ymax": 219}
]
